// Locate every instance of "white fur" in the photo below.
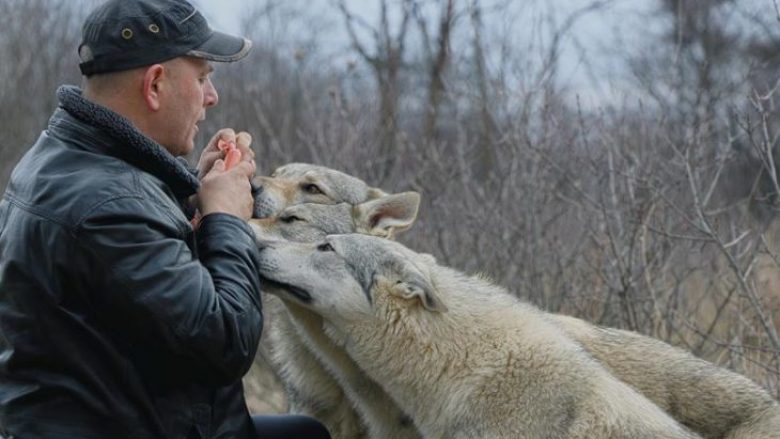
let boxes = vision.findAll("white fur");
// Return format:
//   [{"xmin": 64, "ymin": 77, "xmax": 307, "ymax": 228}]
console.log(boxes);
[
  {"xmin": 258, "ymin": 235, "xmax": 701, "ymax": 439},
  {"xmin": 251, "ymin": 163, "xmax": 421, "ymax": 438}
]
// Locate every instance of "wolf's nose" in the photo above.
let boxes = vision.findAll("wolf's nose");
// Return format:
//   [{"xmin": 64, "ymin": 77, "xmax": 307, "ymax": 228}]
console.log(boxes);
[
  {"xmin": 251, "ymin": 181, "xmax": 264, "ymax": 197},
  {"xmin": 251, "ymin": 182, "xmax": 267, "ymax": 219},
  {"xmin": 255, "ymin": 239, "xmax": 276, "ymax": 251}
]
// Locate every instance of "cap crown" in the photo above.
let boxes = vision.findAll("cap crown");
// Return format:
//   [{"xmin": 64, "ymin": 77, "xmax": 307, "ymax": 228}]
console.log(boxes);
[{"xmin": 79, "ymin": 0, "xmax": 212, "ymax": 75}]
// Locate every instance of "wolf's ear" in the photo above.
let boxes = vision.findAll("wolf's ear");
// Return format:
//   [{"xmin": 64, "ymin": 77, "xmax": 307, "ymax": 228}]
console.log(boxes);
[
  {"xmin": 355, "ymin": 192, "xmax": 421, "ymax": 238},
  {"xmin": 388, "ymin": 262, "xmax": 447, "ymax": 313},
  {"xmin": 366, "ymin": 187, "xmax": 389, "ymax": 200}
]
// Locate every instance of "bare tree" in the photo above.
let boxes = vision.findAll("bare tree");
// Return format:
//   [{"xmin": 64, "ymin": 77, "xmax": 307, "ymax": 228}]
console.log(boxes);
[
  {"xmin": 414, "ymin": 0, "xmax": 456, "ymax": 141},
  {"xmin": 3, "ymin": 0, "xmax": 779, "ymax": 408},
  {"xmin": 336, "ymin": 0, "xmax": 413, "ymax": 178},
  {"xmin": 467, "ymin": 0, "xmax": 497, "ymax": 181},
  {"xmin": 0, "ymin": 0, "xmax": 85, "ymax": 190}
]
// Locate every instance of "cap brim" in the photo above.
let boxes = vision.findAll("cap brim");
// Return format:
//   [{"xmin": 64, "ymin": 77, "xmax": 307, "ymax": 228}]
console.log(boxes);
[{"xmin": 187, "ymin": 31, "xmax": 252, "ymax": 62}]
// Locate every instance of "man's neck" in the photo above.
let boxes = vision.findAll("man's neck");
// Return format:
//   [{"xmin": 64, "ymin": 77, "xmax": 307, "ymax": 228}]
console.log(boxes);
[{"xmin": 82, "ymin": 86, "xmax": 154, "ymax": 142}]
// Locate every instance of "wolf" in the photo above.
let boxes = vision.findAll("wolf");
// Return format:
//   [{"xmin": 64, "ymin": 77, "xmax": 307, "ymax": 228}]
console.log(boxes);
[
  {"xmin": 254, "ymin": 234, "xmax": 701, "ymax": 438},
  {"xmin": 551, "ymin": 315, "xmax": 780, "ymax": 439},
  {"xmin": 252, "ymin": 162, "xmax": 393, "ymax": 219},
  {"xmin": 251, "ymin": 163, "xmax": 422, "ymax": 438},
  {"xmin": 252, "ymin": 163, "xmax": 780, "ymax": 439}
]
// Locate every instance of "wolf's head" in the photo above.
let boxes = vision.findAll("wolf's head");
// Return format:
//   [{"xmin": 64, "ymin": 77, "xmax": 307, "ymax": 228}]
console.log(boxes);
[
  {"xmin": 249, "ymin": 192, "xmax": 420, "ymax": 243},
  {"xmin": 250, "ymin": 163, "xmax": 421, "ymax": 243},
  {"xmin": 252, "ymin": 163, "xmax": 389, "ymax": 218},
  {"xmin": 256, "ymin": 234, "xmax": 448, "ymax": 324}
]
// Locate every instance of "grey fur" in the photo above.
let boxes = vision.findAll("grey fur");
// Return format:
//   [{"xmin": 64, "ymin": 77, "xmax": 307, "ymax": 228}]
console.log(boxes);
[
  {"xmin": 251, "ymin": 163, "xmax": 780, "ymax": 439},
  {"xmin": 256, "ymin": 234, "xmax": 701, "ymax": 439},
  {"xmin": 250, "ymin": 163, "xmax": 421, "ymax": 438}
]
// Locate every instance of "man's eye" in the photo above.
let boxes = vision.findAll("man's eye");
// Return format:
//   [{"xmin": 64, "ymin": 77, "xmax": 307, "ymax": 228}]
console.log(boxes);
[
  {"xmin": 317, "ymin": 243, "xmax": 334, "ymax": 252},
  {"xmin": 302, "ymin": 183, "xmax": 324, "ymax": 195},
  {"xmin": 280, "ymin": 215, "xmax": 304, "ymax": 223}
]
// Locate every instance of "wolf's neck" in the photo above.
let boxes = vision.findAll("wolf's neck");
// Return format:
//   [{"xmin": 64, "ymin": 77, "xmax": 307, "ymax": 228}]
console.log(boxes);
[{"xmin": 344, "ymin": 302, "xmax": 488, "ymax": 424}]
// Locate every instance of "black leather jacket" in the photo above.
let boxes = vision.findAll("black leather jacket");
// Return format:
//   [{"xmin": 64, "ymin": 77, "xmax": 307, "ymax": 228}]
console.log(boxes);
[{"xmin": 0, "ymin": 86, "xmax": 264, "ymax": 438}]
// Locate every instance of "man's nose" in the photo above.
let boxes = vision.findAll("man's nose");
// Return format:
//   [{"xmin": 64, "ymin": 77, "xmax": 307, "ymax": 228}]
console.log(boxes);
[{"xmin": 204, "ymin": 77, "xmax": 219, "ymax": 108}]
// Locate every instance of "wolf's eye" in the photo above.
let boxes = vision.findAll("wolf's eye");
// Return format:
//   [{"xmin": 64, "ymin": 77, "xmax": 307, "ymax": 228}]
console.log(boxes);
[
  {"xmin": 302, "ymin": 183, "xmax": 324, "ymax": 195},
  {"xmin": 317, "ymin": 243, "xmax": 335, "ymax": 252},
  {"xmin": 280, "ymin": 215, "xmax": 304, "ymax": 223}
]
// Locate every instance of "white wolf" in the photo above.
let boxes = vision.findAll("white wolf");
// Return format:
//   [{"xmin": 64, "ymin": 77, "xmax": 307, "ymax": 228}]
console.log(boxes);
[
  {"xmin": 251, "ymin": 163, "xmax": 422, "ymax": 438},
  {"xmin": 552, "ymin": 315, "xmax": 780, "ymax": 439},
  {"xmin": 253, "ymin": 163, "xmax": 394, "ymax": 219},
  {"xmin": 255, "ymin": 234, "xmax": 701, "ymax": 439},
  {"xmin": 252, "ymin": 163, "xmax": 780, "ymax": 439}
]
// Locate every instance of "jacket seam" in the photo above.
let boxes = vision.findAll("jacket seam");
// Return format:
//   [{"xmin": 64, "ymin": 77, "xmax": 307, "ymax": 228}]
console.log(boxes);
[
  {"xmin": 3, "ymin": 193, "xmax": 74, "ymax": 233},
  {"xmin": 130, "ymin": 169, "xmax": 191, "ymax": 236},
  {"xmin": 72, "ymin": 187, "xmax": 188, "ymax": 237},
  {"xmin": 74, "ymin": 194, "xmax": 147, "ymax": 229},
  {"xmin": 198, "ymin": 213, "xmax": 255, "ymax": 240}
]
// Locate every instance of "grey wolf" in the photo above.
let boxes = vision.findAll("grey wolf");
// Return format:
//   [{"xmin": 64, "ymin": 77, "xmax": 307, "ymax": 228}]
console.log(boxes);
[
  {"xmin": 255, "ymin": 234, "xmax": 701, "ymax": 439},
  {"xmin": 552, "ymin": 315, "xmax": 780, "ymax": 439},
  {"xmin": 251, "ymin": 163, "xmax": 421, "ymax": 438},
  {"xmin": 252, "ymin": 164, "xmax": 780, "ymax": 439},
  {"xmin": 253, "ymin": 162, "xmax": 393, "ymax": 219}
]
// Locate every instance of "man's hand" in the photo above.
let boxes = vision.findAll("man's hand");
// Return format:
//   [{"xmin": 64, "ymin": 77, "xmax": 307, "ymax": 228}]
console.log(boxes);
[
  {"xmin": 197, "ymin": 129, "xmax": 255, "ymax": 180},
  {"xmin": 197, "ymin": 158, "xmax": 256, "ymax": 221},
  {"xmin": 195, "ymin": 129, "xmax": 256, "ymax": 221}
]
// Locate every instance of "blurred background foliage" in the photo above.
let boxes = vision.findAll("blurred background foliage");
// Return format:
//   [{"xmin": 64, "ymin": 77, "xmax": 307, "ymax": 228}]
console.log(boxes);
[{"xmin": 2, "ymin": 0, "xmax": 780, "ymax": 411}]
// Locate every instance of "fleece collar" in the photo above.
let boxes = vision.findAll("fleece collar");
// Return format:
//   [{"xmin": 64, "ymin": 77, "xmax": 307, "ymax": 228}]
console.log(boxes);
[{"xmin": 56, "ymin": 85, "xmax": 200, "ymax": 198}]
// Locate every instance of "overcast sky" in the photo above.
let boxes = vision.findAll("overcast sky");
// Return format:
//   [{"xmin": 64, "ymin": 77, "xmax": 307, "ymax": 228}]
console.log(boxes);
[
  {"xmin": 194, "ymin": 0, "xmax": 656, "ymax": 106},
  {"xmin": 191, "ymin": 0, "xmax": 775, "ymax": 108}
]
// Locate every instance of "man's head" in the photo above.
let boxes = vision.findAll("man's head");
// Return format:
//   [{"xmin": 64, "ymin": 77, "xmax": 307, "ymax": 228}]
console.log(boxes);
[{"xmin": 79, "ymin": 0, "xmax": 252, "ymax": 156}]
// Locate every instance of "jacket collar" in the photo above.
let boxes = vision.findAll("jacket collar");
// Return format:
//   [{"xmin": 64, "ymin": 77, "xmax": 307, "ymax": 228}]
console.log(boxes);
[{"xmin": 55, "ymin": 85, "xmax": 200, "ymax": 198}]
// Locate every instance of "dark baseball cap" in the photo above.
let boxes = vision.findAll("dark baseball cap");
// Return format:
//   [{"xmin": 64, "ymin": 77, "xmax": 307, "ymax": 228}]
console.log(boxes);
[{"xmin": 78, "ymin": 0, "xmax": 252, "ymax": 76}]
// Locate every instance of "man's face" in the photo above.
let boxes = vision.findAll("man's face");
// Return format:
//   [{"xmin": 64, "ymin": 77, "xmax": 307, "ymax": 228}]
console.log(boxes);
[{"xmin": 157, "ymin": 57, "xmax": 218, "ymax": 156}]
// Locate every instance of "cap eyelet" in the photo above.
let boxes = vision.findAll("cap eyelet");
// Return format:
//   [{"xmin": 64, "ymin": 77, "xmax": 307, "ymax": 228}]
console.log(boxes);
[
  {"xmin": 121, "ymin": 28, "xmax": 133, "ymax": 39},
  {"xmin": 148, "ymin": 23, "xmax": 160, "ymax": 33}
]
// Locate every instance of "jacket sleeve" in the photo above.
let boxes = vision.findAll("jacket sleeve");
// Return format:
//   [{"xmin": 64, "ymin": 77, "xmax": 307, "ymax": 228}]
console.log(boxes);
[{"xmin": 75, "ymin": 195, "xmax": 263, "ymax": 386}]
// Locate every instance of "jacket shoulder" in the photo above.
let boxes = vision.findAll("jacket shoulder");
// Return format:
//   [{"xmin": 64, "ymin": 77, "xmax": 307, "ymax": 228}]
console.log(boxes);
[{"xmin": 5, "ymin": 131, "xmax": 184, "ymax": 231}]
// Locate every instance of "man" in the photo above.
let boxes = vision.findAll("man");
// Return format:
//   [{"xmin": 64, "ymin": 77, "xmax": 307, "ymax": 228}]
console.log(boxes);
[{"xmin": 0, "ymin": 0, "xmax": 329, "ymax": 438}]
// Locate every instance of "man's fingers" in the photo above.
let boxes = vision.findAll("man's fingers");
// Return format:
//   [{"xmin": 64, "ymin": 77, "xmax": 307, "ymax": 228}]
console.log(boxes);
[
  {"xmin": 217, "ymin": 128, "xmax": 237, "ymax": 143},
  {"xmin": 210, "ymin": 159, "xmax": 254, "ymax": 178},
  {"xmin": 211, "ymin": 159, "xmax": 226, "ymax": 173},
  {"xmin": 235, "ymin": 131, "xmax": 255, "ymax": 162},
  {"xmin": 232, "ymin": 158, "xmax": 256, "ymax": 177},
  {"xmin": 236, "ymin": 131, "xmax": 252, "ymax": 148},
  {"xmin": 224, "ymin": 148, "xmax": 242, "ymax": 170},
  {"xmin": 206, "ymin": 128, "xmax": 236, "ymax": 152}
]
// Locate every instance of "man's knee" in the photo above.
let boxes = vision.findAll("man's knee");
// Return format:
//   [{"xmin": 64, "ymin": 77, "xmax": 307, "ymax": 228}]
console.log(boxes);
[{"xmin": 251, "ymin": 414, "xmax": 331, "ymax": 439}]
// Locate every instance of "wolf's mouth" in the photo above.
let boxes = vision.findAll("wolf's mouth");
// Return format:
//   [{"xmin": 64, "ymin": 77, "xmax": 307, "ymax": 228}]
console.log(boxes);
[{"xmin": 260, "ymin": 277, "xmax": 313, "ymax": 303}]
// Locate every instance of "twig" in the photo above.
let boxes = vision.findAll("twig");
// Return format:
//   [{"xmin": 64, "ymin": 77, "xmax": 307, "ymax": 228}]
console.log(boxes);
[{"xmin": 773, "ymin": 0, "xmax": 780, "ymax": 22}]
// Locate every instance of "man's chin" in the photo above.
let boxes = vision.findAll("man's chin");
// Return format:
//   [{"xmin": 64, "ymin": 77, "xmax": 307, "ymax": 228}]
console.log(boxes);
[{"xmin": 162, "ymin": 141, "xmax": 194, "ymax": 158}]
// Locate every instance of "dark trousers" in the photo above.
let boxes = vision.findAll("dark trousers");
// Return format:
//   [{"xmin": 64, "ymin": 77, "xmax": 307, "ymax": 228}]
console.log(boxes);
[{"xmin": 251, "ymin": 414, "xmax": 331, "ymax": 439}]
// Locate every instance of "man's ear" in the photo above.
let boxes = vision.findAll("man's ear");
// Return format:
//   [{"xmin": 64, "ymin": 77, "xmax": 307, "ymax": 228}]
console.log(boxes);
[
  {"xmin": 354, "ymin": 192, "xmax": 421, "ymax": 238},
  {"xmin": 386, "ymin": 260, "xmax": 447, "ymax": 313},
  {"xmin": 141, "ymin": 64, "xmax": 166, "ymax": 111}
]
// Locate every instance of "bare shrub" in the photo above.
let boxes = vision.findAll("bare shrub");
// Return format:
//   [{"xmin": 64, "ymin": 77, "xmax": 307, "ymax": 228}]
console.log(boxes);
[{"xmin": 2, "ymin": 0, "xmax": 778, "ymax": 410}]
